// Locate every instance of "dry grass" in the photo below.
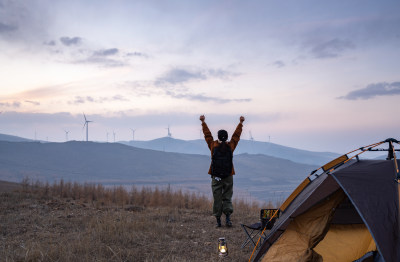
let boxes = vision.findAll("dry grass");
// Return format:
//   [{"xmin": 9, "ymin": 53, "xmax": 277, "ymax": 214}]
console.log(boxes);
[
  {"xmin": 0, "ymin": 180, "xmax": 274, "ymax": 261},
  {"xmin": 0, "ymin": 180, "xmax": 21, "ymax": 193}
]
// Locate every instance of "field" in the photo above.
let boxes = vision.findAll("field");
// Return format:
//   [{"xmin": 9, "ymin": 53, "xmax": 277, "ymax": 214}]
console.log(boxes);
[{"xmin": 0, "ymin": 180, "xmax": 270, "ymax": 261}]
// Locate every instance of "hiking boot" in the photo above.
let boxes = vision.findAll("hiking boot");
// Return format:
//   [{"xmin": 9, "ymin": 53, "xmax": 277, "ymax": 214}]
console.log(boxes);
[
  {"xmin": 225, "ymin": 214, "xmax": 232, "ymax": 227},
  {"xmin": 216, "ymin": 217, "xmax": 222, "ymax": 227}
]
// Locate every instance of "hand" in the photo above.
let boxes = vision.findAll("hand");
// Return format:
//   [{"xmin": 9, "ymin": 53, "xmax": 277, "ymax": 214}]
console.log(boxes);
[
  {"xmin": 240, "ymin": 116, "xmax": 245, "ymax": 123},
  {"xmin": 200, "ymin": 115, "xmax": 205, "ymax": 122}
]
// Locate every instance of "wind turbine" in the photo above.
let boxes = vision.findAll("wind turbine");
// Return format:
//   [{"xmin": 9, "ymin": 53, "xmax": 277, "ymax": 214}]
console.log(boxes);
[
  {"xmin": 64, "ymin": 130, "xmax": 69, "ymax": 141},
  {"xmin": 249, "ymin": 131, "xmax": 254, "ymax": 141},
  {"xmin": 82, "ymin": 113, "xmax": 93, "ymax": 142},
  {"xmin": 106, "ymin": 131, "xmax": 109, "ymax": 143},
  {"xmin": 249, "ymin": 131, "xmax": 255, "ymax": 154},
  {"xmin": 166, "ymin": 125, "xmax": 172, "ymax": 138},
  {"xmin": 130, "ymin": 128, "xmax": 136, "ymax": 141},
  {"xmin": 113, "ymin": 130, "xmax": 116, "ymax": 143}
]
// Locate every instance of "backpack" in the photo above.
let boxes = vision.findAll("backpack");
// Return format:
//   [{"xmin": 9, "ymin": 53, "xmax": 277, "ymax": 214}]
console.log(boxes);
[{"xmin": 211, "ymin": 142, "xmax": 233, "ymax": 178}]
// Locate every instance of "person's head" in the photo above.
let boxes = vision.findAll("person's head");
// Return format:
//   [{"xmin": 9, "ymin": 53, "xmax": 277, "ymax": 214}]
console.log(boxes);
[{"xmin": 218, "ymin": 129, "xmax": 228, "ymax": 142}]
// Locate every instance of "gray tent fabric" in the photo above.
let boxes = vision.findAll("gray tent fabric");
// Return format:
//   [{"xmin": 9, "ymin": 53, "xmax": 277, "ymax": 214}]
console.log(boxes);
[
  {"xmin": 331, "ymin": 160, "xmax": 400, "ymax": 262},
  {"xmin": 253, "ymin": 159, "xmax": 400, "ymax": 262}
]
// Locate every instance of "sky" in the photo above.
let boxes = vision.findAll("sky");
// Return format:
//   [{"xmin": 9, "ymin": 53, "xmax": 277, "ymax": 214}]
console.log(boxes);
[{"xmin": 0, "ymin": 0, "xmax": 399, "ymax": 153}]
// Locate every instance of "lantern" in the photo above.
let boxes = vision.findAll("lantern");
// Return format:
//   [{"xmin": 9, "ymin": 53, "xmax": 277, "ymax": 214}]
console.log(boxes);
[{"xmin": 218, "ymin": 237, "xmax": 228, "ymax": 257}]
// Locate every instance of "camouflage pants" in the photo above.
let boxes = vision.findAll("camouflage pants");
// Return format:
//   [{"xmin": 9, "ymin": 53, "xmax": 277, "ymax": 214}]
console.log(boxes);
[{"xmin": 211, "ymin": 175, "xmax": 233, "ymax": 217}]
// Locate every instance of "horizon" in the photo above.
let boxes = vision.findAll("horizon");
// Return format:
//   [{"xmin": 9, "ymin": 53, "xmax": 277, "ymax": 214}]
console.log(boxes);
[
  {"xmin": 2, "ymin": 131, "xmax": 397, "ymax": 158},
  {"xmin": 1, "ymin": 1, "xmax": 399, "ymax": 153}
]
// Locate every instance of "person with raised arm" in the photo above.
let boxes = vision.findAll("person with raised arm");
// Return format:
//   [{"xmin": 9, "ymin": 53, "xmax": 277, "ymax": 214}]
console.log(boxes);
[{"xmin": 200, "ymin": 115, "xmax": 245, "ymax": 227}]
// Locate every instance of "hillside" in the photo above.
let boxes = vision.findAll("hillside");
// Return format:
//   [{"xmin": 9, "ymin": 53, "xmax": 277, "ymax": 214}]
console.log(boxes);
[
  {"xmin": 0, "ymin": 181, "xmax": 262, "ymax": 261},
  {"xmin": 0, "ymin": 179, "xmax": 21, "ymax": 192},
  {"xmin": 0, "ymin": 133, "xmax": 33, "ymax": 142},
  {"xmin": 121, "ymin": 137, "xmax": 339, "ymax": 166},
  {"xmin": 0, "ymin": 141, "xmax": 317, "ymax": 202},
  {"xmin": 0, "ymin": 133, "xmax": 339, "ymax": 166}
]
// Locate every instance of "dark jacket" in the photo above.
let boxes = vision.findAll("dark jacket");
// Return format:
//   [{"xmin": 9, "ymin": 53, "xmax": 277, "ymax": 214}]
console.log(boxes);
[{"xmin": 201, "ymin": 121, "xmax": 243, "ymax": 175}]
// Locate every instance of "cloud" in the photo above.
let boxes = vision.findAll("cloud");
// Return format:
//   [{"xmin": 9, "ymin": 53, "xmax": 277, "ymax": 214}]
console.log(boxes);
[
  {"xmin": 310, "ymin": 38, "xmax": 355, "ymax": 59},
  {"xmin": 0, "ymin": 1, "xmax": 49, "ymax": 43},
  {"xmin": 43, "ymin": 40, "xmax": 56, "ymax": 46},
  {"xmin": 165, "ymin": 90, "xmax": 251, "ymax": 104},
  {"xmin": 124, "ymin": 68, "xmax": 246, "ymax": 104},
  {"xmin": 49, "ymin": 39, "xmax": 145, "ymax": 68},
  {"xmin": 339, "ymin": 82, "xmax": 400, "ymax": 100},
  {"xmin": 0, "ymin": 101, "xmax": 21, "ymax": 108},
  {"xmin": 71, "ymin": 96, "xmax": 86, "ymax": 104},
  {"xmin": 24, "ymin": 100, "xmax": 40, "ymax": 106},
  {"xmin": 93, "ymin": 48, "xmax": 119, "ymax": 56},
  {"xmin": 272, "ymin": 60, "xmax": 285, "ymax": 68},
  {"xmin": 126, "ymin": 52, "xmax": 148, "ymax": 58},
  {"xmin": 155, "ymin": 68, "xmax": 239, "ymax": 86},
  {"xmin": 111, "ymin": 95, "xmax": 129, "ymax": 101},
  {"xmin": 0, "ymin": 22, "xmax": 17, "ymax": 33},
  {"xmin": 293, "ymin": 15, "xmax": 398, "ymax": 62},
  {"xmin": 124, "ymin": 81, "xmax": 251, "ymax": 104},
  {"xmin": 76, "ymin": 56, "xmax": 126, "ymax": 67},
  {"xmin": 338, "ymin": 16, "xmax": 400, "ymax": 46},
  {"xmin": 156, "ymin": 68, "xmax": 207, "ymax": 85},
  {"xmin": 68, "ymin": 95, "xmax": 130, "ymax": 105},
  {"xmin": 207, "ymin": 69, "xmax": 239, "ymax": 79},
  {"xmin": 73, "ymin": 47, "xmax": 127, "ymax": 67},
  {"xmin": 60, "ymin": 36, "xmax": 82, "ymax": 46}
]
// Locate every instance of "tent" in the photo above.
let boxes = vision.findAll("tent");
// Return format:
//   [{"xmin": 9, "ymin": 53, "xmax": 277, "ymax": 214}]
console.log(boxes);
[{"xmin": 252, "ymin": 139, "xmax": 400, "ymax": 262}]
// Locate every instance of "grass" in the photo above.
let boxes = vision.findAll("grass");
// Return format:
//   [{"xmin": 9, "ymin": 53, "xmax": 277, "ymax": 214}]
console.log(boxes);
[{"xmin": 0, "ymin": 180, "xmax": 274, "ymax": 261}]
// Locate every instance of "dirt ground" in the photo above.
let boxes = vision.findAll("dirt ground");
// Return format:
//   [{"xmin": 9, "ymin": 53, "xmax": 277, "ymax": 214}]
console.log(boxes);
[{"xmin": 0, "ymin": 183, "xmax": 264, "ymax": 261}]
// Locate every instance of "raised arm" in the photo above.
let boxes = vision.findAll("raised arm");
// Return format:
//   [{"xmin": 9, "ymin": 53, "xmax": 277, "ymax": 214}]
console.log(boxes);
[
  {"xmin": 230, "ymin": 116, "xmax": 245, "ymax": 151},
  {"xmin": 200, "ymin": 115, "xmax": 214, "ymax": 150}
]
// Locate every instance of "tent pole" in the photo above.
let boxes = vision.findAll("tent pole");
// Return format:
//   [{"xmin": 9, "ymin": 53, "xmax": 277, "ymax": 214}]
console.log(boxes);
[
  {"xmin": 308, "ymin": 141, "xmax": 385, "ymax": 179},
  {"xmin": 248, "ymin": 209, "xmax": 280, "ymax": 262},
  {"xmin": 389, "ymin": 141, "xmax": 400, "ymax": 181}
]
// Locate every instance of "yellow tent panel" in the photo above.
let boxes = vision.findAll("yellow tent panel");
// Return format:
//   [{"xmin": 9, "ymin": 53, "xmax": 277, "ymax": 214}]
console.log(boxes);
[{"xmin": 314, "ymin": 224, "xmax": 376, "ymax": 261}]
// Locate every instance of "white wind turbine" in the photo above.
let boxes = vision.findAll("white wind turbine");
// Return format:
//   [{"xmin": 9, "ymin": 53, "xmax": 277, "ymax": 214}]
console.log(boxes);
[
  {"xmin": 130, "ymin": 128, "xmax": 136, "ymax": 141},
  {"xmin": 249, "ymin": 131, "xmax": 254, "ymax": 141},
  {"xmin": 166, "ymin": 125, "xmax": 172, "ymax": 137},
  {"xmin": 82, "ymin": 113, "xmax": 93, "ymax": 142},
  {"xmin": 64, "ymin": 130, "xmax": 69, "ymax": 141},
  {"xmin": 113, "ymin": 130, "xmax": 116, "ymax": 143}
]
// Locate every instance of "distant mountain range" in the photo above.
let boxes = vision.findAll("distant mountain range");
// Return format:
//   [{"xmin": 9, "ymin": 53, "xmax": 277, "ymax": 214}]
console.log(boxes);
[
  {"xmin": 120, "ymin": 137, "xmax": 340, "ymax": 166},
  {"xmin": 0, "ymin": 133, "xmax": 34, "ymax": 142},
  {"xmin": 0, "ymin": 133, "xmax": 340, "ymax": 166},
  {"xmin": 0, "ymin": 140, "xmax": 318, "ymax": 203}
]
